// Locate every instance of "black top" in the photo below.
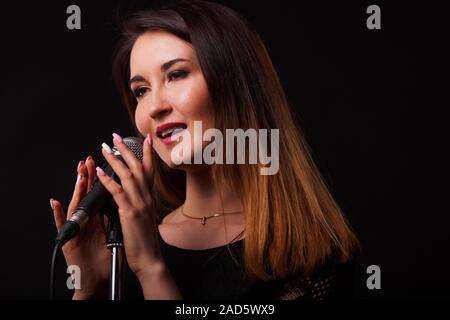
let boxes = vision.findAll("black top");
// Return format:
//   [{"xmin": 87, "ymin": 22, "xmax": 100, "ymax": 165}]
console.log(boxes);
[{"xmin": 122, "ymin": 231, "xmax": 356, "ymax": 300}]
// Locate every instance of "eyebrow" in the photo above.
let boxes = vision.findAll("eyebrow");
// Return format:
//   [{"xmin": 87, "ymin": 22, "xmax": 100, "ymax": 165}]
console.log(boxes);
[{"xmin": 128, "ymin": 58, "xmax": 189, "ymax": 87}]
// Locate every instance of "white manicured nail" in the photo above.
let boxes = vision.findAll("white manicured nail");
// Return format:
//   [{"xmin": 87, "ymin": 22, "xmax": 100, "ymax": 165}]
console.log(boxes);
[
  {"xmin": 50, "ymin": 198, "xmax": 54, "ymax": 210},
  {"xmin": 76, "ymin": 174, "xmax": 81, "ymax": 185},
  {"xmin": 102, "ymin": 142, "xmax": 112, "ymax": 154}
]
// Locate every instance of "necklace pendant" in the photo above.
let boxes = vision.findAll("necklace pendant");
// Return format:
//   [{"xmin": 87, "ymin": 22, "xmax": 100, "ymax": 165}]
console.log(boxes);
[{"xmin": 201, "ymin": 217, "xmax": 206, "ymax": 225}]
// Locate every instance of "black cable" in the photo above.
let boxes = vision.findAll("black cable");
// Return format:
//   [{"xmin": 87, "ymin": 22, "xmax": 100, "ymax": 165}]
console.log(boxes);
[{"xmin": 49, "ymin": 241, "xmax": 60, "ymax": 300}]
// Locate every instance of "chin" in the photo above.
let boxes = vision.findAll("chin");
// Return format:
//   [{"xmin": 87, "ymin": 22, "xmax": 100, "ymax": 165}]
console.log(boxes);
[
  {"xmin": 165, "ymin": 160, "xmax": 184, "ymax": 170},
  {"xmin": 155, "ymin": 143, "xmax": 202, "ymax": 169},
  {"xmin": 159, "ymin": 153, "xmax": 192, "ymax": 170}
]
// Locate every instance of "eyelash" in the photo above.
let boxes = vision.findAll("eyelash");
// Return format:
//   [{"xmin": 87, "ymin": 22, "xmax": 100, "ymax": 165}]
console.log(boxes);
[{"xmin": 132, "ymin": 70, "xmax": 189, "ymax": 99}]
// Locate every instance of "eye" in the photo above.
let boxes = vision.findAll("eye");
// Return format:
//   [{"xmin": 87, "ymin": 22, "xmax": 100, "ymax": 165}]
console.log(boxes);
[
  {"xmin": 132, "ymin": 86, "xmax": 150, "ymax": 99},
  {"xmin": 168, "ymin": 70, "xmax": 189, "ymax": 82}
]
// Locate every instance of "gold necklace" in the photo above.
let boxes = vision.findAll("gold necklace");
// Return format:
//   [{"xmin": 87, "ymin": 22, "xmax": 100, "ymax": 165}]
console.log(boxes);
[{"xmin": 180, "ymin": 205, "xmax": 242, "ymax": 225}]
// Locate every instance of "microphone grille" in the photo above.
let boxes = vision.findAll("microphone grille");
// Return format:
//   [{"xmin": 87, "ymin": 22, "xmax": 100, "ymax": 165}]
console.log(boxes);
[{"xmin": 112, "ymin": 136, "xmax": 144, "ymax": 161}]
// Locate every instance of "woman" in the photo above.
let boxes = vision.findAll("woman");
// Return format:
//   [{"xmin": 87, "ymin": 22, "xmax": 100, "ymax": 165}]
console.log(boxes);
[{"xmin": 50, "ymin": 0, "xmax": 359, "ymax": 300}]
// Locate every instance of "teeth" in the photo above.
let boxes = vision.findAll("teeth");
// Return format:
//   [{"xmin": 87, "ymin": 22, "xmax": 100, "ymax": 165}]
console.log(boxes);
[
  {"xmin": 161, "ymin": 126, "xmax": 185, "ymax": 138},
  {"xmin": 171, "ymin": 128, "xmax": 185, "ymax": 136},
  {"xmin": 161, "ymin": 129, "xmax": 172, "ymax": 138}
]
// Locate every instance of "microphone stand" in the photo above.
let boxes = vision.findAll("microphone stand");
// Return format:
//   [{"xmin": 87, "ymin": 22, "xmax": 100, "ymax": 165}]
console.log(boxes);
[
  {"xmin": 105, "ymin": 208, "xmax": 123, "ymax": 300},
  {"xmin": 101, "ymin": 162, "xmax": 126, "ymax": 300}
]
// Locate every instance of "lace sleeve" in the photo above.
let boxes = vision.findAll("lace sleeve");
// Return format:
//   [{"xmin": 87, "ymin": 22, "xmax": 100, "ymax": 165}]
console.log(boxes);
[{"xmin": 275, "ymin": 268, "xmax": 338, "ymax": 300}]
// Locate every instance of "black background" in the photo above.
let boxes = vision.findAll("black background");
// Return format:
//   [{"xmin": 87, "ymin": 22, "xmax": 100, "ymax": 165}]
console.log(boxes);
[{"xmin": 0, "ymin": 0, "xmax": 448, "ymax": 299}]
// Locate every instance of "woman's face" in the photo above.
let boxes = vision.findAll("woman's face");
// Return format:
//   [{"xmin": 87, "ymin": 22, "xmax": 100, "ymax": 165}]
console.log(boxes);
[{"xmin": 130, "ymin": 31, "xmax": 214, "ymax": 168}]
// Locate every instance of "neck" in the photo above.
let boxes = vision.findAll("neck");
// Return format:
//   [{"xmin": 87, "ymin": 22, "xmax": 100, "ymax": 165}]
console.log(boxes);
[{"xmin": 183, "ymin": 166, "xmax": 243, "ymax": 218}]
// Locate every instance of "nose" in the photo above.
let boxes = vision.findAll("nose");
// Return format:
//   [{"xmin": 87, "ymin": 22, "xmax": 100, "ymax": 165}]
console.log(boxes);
[{"xmin": 148, "ymin": 89, "xmax": 172, "ymax": 119}]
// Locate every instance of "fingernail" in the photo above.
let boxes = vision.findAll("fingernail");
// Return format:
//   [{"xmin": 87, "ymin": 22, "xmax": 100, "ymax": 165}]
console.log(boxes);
[
  {"xmin": 77, "ymin": 160, "xmax": 84, "ymax": 171},
  {"xmin": 112, "ymin": 133, "xmax": 123, "ymax": 144},
  {"xmin": 76, "ymin": 174, "xmax": 82, "ymax": 185},
  {"xmin": 96, "ymin": 166, "xmax": 106, "ymax": 176},
  {"xmin": 86, "ymin": 156, "xmax": 92, "ymax": 162},
  {"xmin": 102, "ymin": 143, "xmax": 112, "ymax": 154},
  {"xmin": 50, "ymin": 198, "xmax": 54, "ymax": 210},
  {"xmin": 146, "ymin": 133, "xmax": 152, "ymax": 145}
]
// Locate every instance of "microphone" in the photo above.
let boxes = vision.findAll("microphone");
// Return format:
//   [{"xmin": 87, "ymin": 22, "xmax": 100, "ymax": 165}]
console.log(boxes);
[{"xmin": 55, "ymin": 136, "xmax": 144, "ymax": 247}]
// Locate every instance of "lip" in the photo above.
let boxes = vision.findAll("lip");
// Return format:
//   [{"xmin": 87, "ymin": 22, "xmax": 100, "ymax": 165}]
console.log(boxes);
[{"xmin": 156, "ymin": 122, "xmax": 187, "ymax": 145}]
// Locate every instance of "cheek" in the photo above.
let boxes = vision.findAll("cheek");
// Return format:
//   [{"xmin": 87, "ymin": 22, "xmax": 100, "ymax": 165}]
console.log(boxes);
[
  {"xmin": 134, "ymin": 104, "xmax": 151, "ymax": 136},
  {"xmin": 178, "ymin": 82, "xmax": 214, "ymax": 127}
]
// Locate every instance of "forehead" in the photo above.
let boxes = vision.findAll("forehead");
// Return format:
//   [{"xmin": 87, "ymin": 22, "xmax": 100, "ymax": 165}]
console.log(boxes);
[{"xmin": 130, "ymin": 31, "xmax": 195, "ymax": 75}]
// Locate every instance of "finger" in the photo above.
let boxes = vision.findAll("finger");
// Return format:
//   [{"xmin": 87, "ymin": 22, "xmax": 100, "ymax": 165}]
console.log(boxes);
[
  {"xmin": 111, "ymin": 133, "xmax": 151, "ymax": 200},
  {"xmin": 95, "ymin": 166, "xmax": 135, "ymax": 217},
  {"xmin": 85, "ymin": 155, "xmax": 96, "ymax": 192},
  {"xmin": 111, "ymin": 133, "xmax": 143, "ymax": 172},
  {"xmin": 67, "ymin": 161, "xmax": 88, "ymax": 219},
  {"xmin": 101, "ymin": 143, "xmax": 147, "ymax": 206},
  {"xmin": 142, "ymin": 133, "xmax": 154, "ymax": 182},
  {"xmin": 51, "ymin": 198, "xmax": 65, "ymax": 232},
  {"xmin": 78, "ymin": 160, "xmax": 90, "ymax": 195}
]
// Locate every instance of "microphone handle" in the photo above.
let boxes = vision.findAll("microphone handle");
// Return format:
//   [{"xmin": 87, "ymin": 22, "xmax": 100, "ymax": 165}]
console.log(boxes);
[{"xmin": 55, "ymin": 162, "xmax": 119, "ymax": 246}]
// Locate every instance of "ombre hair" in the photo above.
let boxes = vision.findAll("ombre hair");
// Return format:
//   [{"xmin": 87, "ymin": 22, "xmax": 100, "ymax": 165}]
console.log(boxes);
[{"xmin": 113, "ymin": 0, "xmax": 359, "ymax": 281}]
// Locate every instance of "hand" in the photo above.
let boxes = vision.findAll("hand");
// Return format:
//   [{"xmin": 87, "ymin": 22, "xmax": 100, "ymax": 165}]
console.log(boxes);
[
  {"xmin": 51, "ymin": 156, "xmax": 111, "ymax": 299},
  {"xmin": 95, "ymin": 133, "xmax": 164, "ymax": 279}
]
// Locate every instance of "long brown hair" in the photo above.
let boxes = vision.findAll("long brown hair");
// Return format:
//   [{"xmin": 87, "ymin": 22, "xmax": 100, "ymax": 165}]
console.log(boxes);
[{"xmin": 112, "ymin": 0, "xmax": 359, "ymax": 281}]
